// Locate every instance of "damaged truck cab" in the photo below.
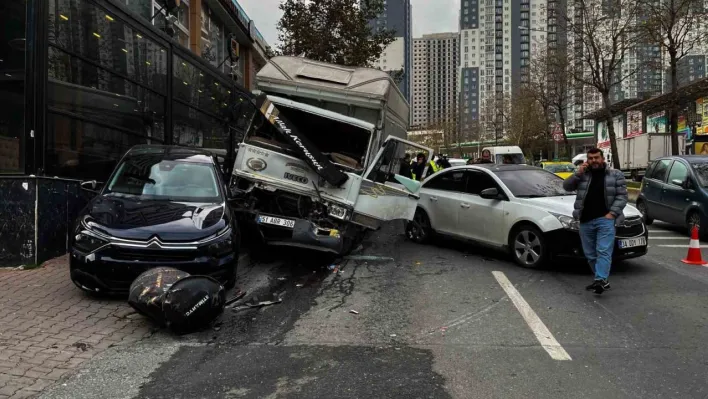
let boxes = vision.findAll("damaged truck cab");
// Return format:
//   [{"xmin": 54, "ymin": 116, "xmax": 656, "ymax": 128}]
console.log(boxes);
[{"xmin": 229, "ymin": 56, "xmax": 432, "ymax": 255}]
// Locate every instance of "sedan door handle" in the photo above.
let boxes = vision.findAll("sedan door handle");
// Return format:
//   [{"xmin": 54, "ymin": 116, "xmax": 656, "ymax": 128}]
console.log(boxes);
[
  {"xmin": 430, "ymin": 196, "xmax": 438, "ymax": 201},
  {"xmin": 460, "ymin": 203, "xmax": 470, "ymax": 208}
]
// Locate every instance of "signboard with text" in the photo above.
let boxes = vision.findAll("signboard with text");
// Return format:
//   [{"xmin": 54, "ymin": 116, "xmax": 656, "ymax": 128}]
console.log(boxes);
[{"xmin": 626, "ymin": 110, "xmax": 643, "ymax": 138}]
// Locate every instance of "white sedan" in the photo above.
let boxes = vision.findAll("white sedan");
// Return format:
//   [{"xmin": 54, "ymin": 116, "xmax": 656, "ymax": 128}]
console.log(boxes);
[{"xmin": 405, "ymin": 164, "xmax": 648, "ymax": 268}]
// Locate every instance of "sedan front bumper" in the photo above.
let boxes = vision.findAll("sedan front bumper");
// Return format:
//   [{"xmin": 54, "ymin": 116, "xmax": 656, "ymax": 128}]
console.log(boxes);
[{"xmin": 546, "ymin": 227, "xmax": 648, "ymax": 262}]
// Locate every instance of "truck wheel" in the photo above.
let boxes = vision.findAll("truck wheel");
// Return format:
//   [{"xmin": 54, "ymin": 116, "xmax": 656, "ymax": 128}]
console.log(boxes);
[{"xmin": 636, "ymin": 200, "xmax": 653, "ymax": 225}]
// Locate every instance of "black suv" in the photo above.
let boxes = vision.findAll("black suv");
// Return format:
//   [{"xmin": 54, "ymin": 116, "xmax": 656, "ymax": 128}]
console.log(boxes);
[
  {"xmin": 70, "ymin": 145, "xmax": 240, "ymax": 294},
  {"xmin": 637, "ymin": 155, "xmax": 708, "ymax": 236}
]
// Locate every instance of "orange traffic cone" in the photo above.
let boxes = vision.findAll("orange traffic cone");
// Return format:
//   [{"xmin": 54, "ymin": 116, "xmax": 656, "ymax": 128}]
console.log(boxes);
[{"xmin": 682, "ymin": 226, "xmax": 707, "ymax": 266}]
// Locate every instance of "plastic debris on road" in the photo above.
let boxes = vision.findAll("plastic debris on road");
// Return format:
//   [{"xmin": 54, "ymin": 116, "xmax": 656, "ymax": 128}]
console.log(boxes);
[
  {"xmin": 344, "ymin": 255, "xmax": 394, "ymax": 262},
  {"xmin": 128, "ymin": 267, "xmax": 226, "ymax": 334},
  {"xmin": 349, "ymin": 310, "xmax": 359, "ymax": 315}
]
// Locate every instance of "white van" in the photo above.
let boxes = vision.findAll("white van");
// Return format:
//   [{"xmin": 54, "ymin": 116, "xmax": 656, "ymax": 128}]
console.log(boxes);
[{"xmin": 482, "ymin": 146, "xmax": 526, "ymax": 164}]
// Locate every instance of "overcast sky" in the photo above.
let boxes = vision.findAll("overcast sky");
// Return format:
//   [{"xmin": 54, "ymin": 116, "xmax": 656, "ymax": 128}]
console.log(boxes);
[{"xmin": 239, "ymin": 0, "xmax": 459, "ymax": 47}]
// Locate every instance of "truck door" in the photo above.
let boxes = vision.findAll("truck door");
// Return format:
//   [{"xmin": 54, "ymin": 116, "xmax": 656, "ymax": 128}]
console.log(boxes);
[{"xmin": 354, "ymin": 137, "xmax": 433, "ymax": 222}]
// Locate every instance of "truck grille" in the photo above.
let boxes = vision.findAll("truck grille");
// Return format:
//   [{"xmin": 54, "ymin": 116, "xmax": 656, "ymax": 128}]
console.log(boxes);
[{"xmin": 616, "ymin": 217, "xmax": 645, "ymax": 238}]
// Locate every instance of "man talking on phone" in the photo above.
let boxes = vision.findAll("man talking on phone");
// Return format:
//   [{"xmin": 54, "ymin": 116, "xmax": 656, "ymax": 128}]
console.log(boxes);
[{"xmin": 563, "ymin": 148, "xmax": 628, "ymax": 294}]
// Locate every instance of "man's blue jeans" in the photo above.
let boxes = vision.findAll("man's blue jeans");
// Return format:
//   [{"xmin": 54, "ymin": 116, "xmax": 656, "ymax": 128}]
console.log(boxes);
[{"xmin": 579, "ymin": 217, "xmax": 616, "ymax": 280}]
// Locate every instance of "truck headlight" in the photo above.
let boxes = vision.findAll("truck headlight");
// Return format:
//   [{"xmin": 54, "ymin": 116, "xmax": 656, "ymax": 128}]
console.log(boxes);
[
  {"xmin": 73, "ymin": 232, "xmax": 108, "ymax": 253},
  {"xmin": 550, "ymin": 213, "xmax": 579, "ymax": 231},
  {"xmin": 327, "ymin": 203, "xmax": 348, "ymax": 220}
]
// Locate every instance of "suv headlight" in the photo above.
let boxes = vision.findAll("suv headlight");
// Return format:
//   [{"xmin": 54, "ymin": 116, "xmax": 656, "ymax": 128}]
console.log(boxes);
[
  {"xmin": 208, "ymin": 235, "xmax": 233, "ymax": 257},
  {"xmin": 550, "ymin": 213, "xmax": 579, "ymax": 231},
  {"xmin": 73, "ymin": 231, "xmax": 108, "ymax": 253}
]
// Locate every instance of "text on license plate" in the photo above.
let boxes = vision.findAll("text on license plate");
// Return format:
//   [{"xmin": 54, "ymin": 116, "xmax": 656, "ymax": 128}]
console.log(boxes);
[
  {"xmin": 258, "ymin": 216, "xmax": 295, "ymax": 228},
  {"xmin": 618, "ymin": 237, "xmax": 647, "ymax": 249}
]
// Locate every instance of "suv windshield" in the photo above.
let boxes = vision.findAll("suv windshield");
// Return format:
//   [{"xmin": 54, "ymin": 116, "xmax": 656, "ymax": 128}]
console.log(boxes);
[
  {"xmin": 105, "ymin": 156, "xmax": 222, "ymax": 203},
  {"xmin": 544, "ymin": 163, "xmax": 576, "ymax": 173},
  {"xmin": 690, "ymin": 162, "xmax": 708, "ymax": 187},
  {"xmin": 496, "ymin": 169, "xmax": 573, "ymax": 198}
]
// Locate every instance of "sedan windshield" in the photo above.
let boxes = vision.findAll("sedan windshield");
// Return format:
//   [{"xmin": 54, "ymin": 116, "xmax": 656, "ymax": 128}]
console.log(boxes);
[
  {"xmin": 543, "ymin": 163, "xmax": 575, "ymax": 173},
  {"xmin": 690, "ymin": 162, "xmax": 708, "ymax": 187},
  {"xmin": 496, "ymin": 169, "xmax": 574, "ymax": 198},
  {"xmin": 105, "ymin": 156, "xmax": 222, "ymax": 202}
]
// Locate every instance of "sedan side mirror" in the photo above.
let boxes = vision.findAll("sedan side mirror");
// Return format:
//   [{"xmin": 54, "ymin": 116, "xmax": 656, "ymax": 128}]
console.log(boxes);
[{"xmin": 480, "ymin": 187, "xmax": 502, "ymax": 200}]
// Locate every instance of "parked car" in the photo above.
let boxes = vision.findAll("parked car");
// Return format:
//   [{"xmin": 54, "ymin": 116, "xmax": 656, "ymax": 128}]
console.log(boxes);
[
  {"xmin": 636, "ymin": 155, "xmax": 708, "ymax": 236},
  {"xmin": 405, "ymin": 164, "xmax": 648, "ymax": 268},
  {"xmin": 69, "ymin": 145, "xmax": 240, "ymax": 294},
  {"xmin": 539, "ymin": 161, "xmax": 576, "ymax": 179}
]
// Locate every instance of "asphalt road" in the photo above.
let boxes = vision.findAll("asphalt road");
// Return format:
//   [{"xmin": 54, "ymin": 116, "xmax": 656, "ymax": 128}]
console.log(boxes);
[{"xmin": 43, "ymin": 222, "xmax": 708, "ymax": 399}]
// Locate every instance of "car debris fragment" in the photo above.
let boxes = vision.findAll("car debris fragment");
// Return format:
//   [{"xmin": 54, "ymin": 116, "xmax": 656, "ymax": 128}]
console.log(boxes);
[
  {"xmin": 128, "ymin": 267, "xmax": 226, "ymax": 334},
  {"xmin": 349, "ymin": 310, "xmax": 359, "ymax": 315}
]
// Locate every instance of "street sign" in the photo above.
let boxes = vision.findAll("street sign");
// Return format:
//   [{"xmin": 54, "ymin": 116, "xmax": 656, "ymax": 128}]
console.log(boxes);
[{"xmin": 552, "ymin": 124, "xmax": 563, "ymax": 142}]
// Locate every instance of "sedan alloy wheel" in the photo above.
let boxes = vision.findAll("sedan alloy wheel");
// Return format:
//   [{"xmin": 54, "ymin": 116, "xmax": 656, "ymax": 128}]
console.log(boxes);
[{"xmin": 510, "ymin": 226, "xmax": 547, "ymax": 268}]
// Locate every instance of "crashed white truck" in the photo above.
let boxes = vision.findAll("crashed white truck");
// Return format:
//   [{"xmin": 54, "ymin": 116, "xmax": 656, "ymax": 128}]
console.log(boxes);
[{"xmin": 228, "ymin": 56, "xmax": 432, "ymax": 255}]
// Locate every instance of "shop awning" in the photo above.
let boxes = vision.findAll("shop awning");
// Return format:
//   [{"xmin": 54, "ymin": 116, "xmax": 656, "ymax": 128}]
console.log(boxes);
[{"xmin": 626, "ymin": 76, "xmax": 708, "ymax": 113}]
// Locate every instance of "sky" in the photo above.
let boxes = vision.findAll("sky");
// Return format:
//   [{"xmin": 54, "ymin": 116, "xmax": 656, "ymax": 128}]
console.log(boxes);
[{"xmin": 239, "ymin": 0, "xmax": 459, "ymax": 48}]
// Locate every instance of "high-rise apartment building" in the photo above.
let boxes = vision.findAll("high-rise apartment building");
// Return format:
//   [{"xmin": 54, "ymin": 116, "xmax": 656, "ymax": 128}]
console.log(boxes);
[
  {"xmin": 412, "ymin": 33, "xmax": 460, "ymax": 128},
  {"xmin": 370, "ymin": 0, "xmax": 413, "ymax": 105}
]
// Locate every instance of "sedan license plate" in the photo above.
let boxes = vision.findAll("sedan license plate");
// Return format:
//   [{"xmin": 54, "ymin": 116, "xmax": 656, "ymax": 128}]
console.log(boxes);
[
  {"xmin": 258, "ymin": 216, "xmax": 295, "ymax": 229},
  {"xmin": 617, "ymin": 237, "xmax": 647, "ymax": 249}
]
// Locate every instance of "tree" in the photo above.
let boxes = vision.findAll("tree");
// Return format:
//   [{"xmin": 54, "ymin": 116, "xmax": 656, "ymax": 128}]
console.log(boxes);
[
  {"xmin": 527, "ymin": 45, "xmax": 574, "ymax": 156},
  {"xmin": 565, "ymin": 0, "xmax": 641, "ymax": 169},
  {"xmin": 507, "ymin": 88, "xmax": 548, "ymax": 159},
  {"xmin": 636, "ymin": 0, "xmax": 708, "ymax": 155},
  {"xmin": 276, "ymin": 0, "xmax": 396, "ymax": 67},
  {"xmin": 426, "ymin": 112, "xmax": 461, "ymax": 156},
  {"xmin": 480, "ymin": 95, "xmax": 511, "ymax": 145}
]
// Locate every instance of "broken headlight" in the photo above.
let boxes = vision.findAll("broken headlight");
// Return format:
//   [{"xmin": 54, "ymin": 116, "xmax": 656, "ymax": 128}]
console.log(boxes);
[
  {"xmin": 327, "ymin": 203, "xmax": 348, "ymax": 220},
  {"xmin": 73, "ymin": 231, "xmax": 109, "ymax": 254}
]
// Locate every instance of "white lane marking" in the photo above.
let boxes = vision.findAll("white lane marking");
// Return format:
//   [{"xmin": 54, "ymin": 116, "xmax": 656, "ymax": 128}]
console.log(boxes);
[
  {"xmin": 656, "ymin": 244, "xmax": 708, "ymax": 248},
  {"xmin": 491, "ymin": 271, "xmax": 572, "ymax": 361},
  {"xmin": 649, "ymin": 237, "xmax": 689, "ymax": 240}
]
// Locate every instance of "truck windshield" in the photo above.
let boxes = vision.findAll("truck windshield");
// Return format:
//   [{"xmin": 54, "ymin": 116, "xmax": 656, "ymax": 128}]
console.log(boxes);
[
  {"xmin": 105, "ymin": 157, "xmax": 222, "ymax": 203},
  {"xmin": 690, "ymin": 162, "xmax": 708, "ymax": 187},
  {"xmin": 246, "ymin": 104, "xmax": 371, "ymax": 173}
]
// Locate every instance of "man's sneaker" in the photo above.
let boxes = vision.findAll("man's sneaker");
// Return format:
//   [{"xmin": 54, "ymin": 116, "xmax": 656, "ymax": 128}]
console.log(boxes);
[
  {"xmin": 593, "ymin": 279, "xmax": 611, "ymax": 294},
  {"xmin": 585, "ymin": 281, "xmax": 599, "ymax": 291}
]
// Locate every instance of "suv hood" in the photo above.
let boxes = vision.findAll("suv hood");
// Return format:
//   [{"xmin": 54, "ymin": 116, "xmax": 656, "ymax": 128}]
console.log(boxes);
[
  {"xmin": 521, "ymin": 195, "xmax": 642, "ymax": 218},
  {"xmin": 81, "ymin": 195, "xmax": 227, "ymax": 241}
]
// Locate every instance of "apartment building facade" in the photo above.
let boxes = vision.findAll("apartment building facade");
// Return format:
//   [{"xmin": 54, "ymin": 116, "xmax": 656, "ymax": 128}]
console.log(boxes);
[
  {"xmin": 370, "ymin": 0, "xmax": 413, "ymax": 105},
  {"xmin": 412, "ymin": 33, "xmax": 459, "ymax": 129}
]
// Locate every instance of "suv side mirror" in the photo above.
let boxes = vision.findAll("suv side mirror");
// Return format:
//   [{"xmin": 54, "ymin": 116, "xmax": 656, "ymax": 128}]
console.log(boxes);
[{"xmin": 480, "ymin": 187, "xmax": 502, "ymax": 200}]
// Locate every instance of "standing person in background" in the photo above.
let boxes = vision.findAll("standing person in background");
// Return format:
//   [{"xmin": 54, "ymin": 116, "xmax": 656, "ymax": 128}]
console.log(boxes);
[
  {"xmin": 563, "ymin": 148, "xmax": 628, "ymax": 294},
  {"xmin": 476, "ymin": 149, "xmax": 493, "ymax": 164},
  {"xmin": 424, "ymin": 154, "xmax": 441, "ymax": 179},
  {"xmin": 399, "ymin": 153, "xmax": 413, "ymax": 179},
  {"xmin": 411, "ymin": 153, "xmax": 426, "ymax": 181}
]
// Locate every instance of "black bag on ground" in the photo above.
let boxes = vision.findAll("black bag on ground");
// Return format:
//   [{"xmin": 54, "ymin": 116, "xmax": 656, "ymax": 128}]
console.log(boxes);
[
  {"xmin": 162, "ymin": 275, "xmax": 226, "ymax": 334},
  {"xmin": 128, "ymin": 267, "xmax": 190, "ymax": 326}
]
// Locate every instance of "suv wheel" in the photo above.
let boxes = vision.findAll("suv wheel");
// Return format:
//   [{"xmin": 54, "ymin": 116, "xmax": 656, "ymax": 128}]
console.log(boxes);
[{"xmin": 509, "ymin": 225, "xmax": 548, "ymax": 269}]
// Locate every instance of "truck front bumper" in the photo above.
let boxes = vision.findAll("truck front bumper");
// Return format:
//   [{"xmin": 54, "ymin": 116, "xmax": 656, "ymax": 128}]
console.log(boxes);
[{"xmin": 248, "ymin": 212, "xmax": 345, "ymax": 254}]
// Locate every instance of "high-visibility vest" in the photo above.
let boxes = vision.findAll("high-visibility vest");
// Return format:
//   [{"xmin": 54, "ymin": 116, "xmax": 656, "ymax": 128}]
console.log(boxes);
[{"xmin": 428, "ymin": 160, "xmax": 440, "ymax": 173}]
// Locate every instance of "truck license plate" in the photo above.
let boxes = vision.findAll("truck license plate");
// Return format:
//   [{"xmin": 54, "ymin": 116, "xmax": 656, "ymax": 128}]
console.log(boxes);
[
  {"xmin": 258, "ymin": 216, "xmax": 295, "ymax": 229},
  {"xmin": 618, "ymin": 237, "xmax": 647, "ymax": 249}
]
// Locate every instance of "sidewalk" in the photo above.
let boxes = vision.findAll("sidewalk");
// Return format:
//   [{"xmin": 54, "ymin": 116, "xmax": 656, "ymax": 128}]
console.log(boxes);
[{"xmin": 0, "ymin": 256, "xmax": 153, "ymax": 399}]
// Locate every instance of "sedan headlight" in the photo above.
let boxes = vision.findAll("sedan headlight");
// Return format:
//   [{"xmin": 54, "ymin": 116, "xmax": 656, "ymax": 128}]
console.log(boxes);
[
  {"xmin": 73, "ymin": 231, "xmax": 109, "ymax": 253},
  {"xmin": 550, "ymin": 213, "xmax": 579, "ymax": 231}
]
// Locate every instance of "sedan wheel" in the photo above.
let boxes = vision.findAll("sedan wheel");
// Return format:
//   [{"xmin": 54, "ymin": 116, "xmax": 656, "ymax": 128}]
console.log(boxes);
[
  {"xmin": 510, "ymin": 226, "xmax": 547, "ymax": 268},
  {"xmin": 406, "ymin": 209, "xmax": 431, "ymax": 244}
]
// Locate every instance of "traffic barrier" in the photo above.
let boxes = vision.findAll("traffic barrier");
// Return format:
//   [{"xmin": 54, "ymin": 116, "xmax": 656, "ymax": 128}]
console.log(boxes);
[{"xmin": 681, "ymin": 226, "xmax": 707, "ymax": 266}]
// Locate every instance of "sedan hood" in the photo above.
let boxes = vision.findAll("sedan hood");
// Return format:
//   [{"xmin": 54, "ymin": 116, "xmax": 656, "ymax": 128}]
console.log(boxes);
[
  {"xmin": 521, "ymin": 195, "xmax": 642, "ymax": 218},
  {"xmin": 81, "ymin": 194, "xmax": 227, "ymax": 241}
]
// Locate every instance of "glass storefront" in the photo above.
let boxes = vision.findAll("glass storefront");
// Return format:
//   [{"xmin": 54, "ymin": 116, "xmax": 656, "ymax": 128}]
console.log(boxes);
[{"xmin": 0, "ymin": 1, "xmax": 26, "ymax": 173}]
